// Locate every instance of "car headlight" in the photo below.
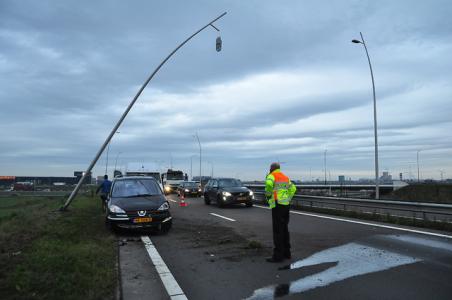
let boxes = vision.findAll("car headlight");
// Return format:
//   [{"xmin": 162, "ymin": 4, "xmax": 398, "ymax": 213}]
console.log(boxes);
[
  {"xmin": 249, "ymin": 190, "xmax": 254, "ymax": 196},
  {"xmin": 185, "ymin": 189, "xmax": 189, "ymax": 192},
  {"xmin": 198, "ymin": 188, "xmax": 202, "ymax": 192},
  {"xmin": 158, "ymin": 202, "xmax": 170, "ymax": 211},
  {"xmin": 164, "ymin": 186, "xmax": 171, "ymax": 191},
  {"xmin": 222, "ymin": 191, "xmax": 232, "ymax": 197},
  {"xmin": 109, "ymin": 205, "xmax": 126, "ymax": 214}
]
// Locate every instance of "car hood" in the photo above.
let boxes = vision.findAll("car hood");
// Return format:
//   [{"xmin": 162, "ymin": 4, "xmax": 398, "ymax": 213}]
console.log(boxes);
[
  {"xmin": 220, "ymin": 186, "xmax": 250, "ymax": 193},
  {"xmin": 110, "ymin": 195, "xmax": 167, "ymax": 211}
]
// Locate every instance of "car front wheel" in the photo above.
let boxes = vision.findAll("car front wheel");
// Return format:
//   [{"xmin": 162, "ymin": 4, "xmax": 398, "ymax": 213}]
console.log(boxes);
[
  {"xmin": 105, "ymin": 218, "xmax": 117, "ymax": 233},
  {"xmin": 217, "ymin": 195, "xmax": 225, "ymax": 208},
  {"xmin": 160, "ymin": 220, "xmax": 172, "ymax": 234},
  {"xmin": 204, "ymin": 193, "xmax": 211, "ymax": 205}
]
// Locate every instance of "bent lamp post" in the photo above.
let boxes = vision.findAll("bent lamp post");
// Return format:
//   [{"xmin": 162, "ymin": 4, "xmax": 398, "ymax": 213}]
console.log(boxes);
[
  {"xmin": 61, "ymin": 12, "xmax": 227, "ymax": 211},
  {"xmin": 352, "ymin": 32, "xmax": 380, "ymax": 200}
]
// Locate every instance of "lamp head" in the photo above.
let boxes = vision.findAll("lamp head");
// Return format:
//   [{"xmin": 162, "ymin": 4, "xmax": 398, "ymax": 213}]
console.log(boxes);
[
  {"xmin": 216, "ymin": 36, "xmax": 222, "ymax": 52},
  {"xmin": 352, "ymin": 39, "xmax": 362, "ymax": 44}
]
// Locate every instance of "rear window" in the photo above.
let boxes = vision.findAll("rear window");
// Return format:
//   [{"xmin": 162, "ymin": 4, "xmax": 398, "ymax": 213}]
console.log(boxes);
[
  {"xmin": 112, "ymin": 179, "xmax": 162, "ymax": 197},
  {"xmin": 218, "ymin": 179, "xmax": 242, "ymax": 187}
]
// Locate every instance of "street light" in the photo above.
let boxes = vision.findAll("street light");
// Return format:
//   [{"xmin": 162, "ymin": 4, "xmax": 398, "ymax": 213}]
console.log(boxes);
[
  {"xmin": 114, "ymin": 152, "xmax": 123, "ymax": 173},
  {"xmin": 193, "ymin": 133, "xmax": 202, "ymax": 183},
  {"xmin": 61, "ymin": 12, "xmax": 227, "ymax": 211},
  {"xmin": 105, "ymin": 142, "xmax": 110, "ymax": 175},
  {"xmin": 352, "ymin": 32, "xmax": 380, "ymax": 199}
]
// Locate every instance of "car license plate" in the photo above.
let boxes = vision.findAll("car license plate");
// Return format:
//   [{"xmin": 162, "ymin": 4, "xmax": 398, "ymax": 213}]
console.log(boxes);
[
  {"xmin": 237, "ymin": 196, "xmax": 247, "ymax": 201},
  {"xmin": 133, "ymin": 217, "xmax": 152, "ymax": 223}
]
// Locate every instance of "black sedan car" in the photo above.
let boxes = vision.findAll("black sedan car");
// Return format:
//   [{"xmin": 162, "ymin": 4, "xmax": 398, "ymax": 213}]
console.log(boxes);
[
  {"xmin": 177, "ymin": 181, "xmax": 202, "ymax": 198},
  {"xmin": 203, "ymin": 178, "xmax": 254, "ymax": 207},
  {"xmin": 105, "ymin": 176, "xmax": 172, "ymax": 232}
]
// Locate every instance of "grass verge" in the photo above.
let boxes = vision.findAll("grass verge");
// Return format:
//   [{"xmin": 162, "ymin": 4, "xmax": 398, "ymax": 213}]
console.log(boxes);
[{"xmin": 0, "ymin": 193, "xmax": 117, "ymax": 300}]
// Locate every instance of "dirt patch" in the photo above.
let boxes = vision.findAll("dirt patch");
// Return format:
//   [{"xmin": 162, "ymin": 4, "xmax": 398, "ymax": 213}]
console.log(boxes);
[{"xmin": 172, "ymin": 217, "xmax": 270, "ymax": 262}]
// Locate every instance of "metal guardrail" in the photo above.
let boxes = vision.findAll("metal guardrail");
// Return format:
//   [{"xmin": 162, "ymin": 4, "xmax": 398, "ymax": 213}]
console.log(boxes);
[
  {"xmin": 246, "ymin": 184, "xmax": 452, "ymax": 209},
  {"xmin": 247, "ymin": 186, "xmax": 452, "ymax": 223}
]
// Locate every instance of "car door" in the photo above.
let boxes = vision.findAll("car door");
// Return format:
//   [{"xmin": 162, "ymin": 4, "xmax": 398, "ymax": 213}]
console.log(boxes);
[
  {"xmin": 203, "ymin": 180, "xmax": 210, "ymax": 197},
  {"xmin": 209, "ymin": 179, "xmax": 218, "ymax": 202}
]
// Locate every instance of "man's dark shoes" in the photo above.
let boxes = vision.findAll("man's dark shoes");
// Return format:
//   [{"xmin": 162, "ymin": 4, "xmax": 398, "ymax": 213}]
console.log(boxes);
[{"xmin": 266, "ymin": 256, "xmax": 284, "ymax": 263}]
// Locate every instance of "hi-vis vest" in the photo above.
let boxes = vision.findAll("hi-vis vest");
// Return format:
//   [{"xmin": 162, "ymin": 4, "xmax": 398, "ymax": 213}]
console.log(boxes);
[{"xmin": 265, "ymin": 169, "xmax": 297, "ymax": 209}]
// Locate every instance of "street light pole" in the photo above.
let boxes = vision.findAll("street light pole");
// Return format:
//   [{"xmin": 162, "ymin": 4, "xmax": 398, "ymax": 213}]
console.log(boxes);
[
  {"xmin": 105, "ymin": 130, "xmax": 120, "ymax": 176},
  {"xmin": 208, "ymin": 161, "xmax": 214, "ymax": 177},
  {"xmin": 114, "ymin": 152, "xmax": 122, "ymax": 172},
  {"xmin": 61, "ymin": 12, "xmax": 227, "ymax": 211},
  {"xmin": 324, "ymin": 149, "xmax": 327, "ymax": 186},
  {"xmin": 190, "ymin": 155, "xmax": 197, "ymax": 180},
  {"xmin": 352, "ymin": 32, "xmax": 380, "ymax": 199},
  {"xmin": 417, "ymin": 150, "xmax": 421, "ymax": 182},
  {"xmin": 194, "ymin": 133, "xmax": 202, "ymax": 183}
]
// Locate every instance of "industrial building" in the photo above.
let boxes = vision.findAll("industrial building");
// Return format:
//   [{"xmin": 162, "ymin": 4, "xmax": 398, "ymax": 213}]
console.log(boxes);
[{"xmin": 0, "ymin": 172, "xmax": 92, "ymax": 189}]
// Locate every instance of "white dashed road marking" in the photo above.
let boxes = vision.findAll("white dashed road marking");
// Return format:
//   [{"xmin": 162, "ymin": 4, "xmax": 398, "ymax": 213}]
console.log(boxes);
[
  {"xmin": 141, "ymin": 236, "xmax": 188, "ymax": 300},
  {"xmin": 254, "ymin": 204, "xmax": 452, "ymax": 239},
  {"xmin": 168, "ymin": 199, "xmax": 177, "ymax": 203},
  {"xmin": 209, "ymin": 213, "xmax": 236, "ymax": 222}
]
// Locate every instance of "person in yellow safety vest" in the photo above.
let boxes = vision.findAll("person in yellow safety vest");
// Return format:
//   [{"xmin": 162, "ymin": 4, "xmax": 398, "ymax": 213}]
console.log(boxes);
[{"xmin": 265, "ymin": 162, "xmax": 297, "ymax": 262}]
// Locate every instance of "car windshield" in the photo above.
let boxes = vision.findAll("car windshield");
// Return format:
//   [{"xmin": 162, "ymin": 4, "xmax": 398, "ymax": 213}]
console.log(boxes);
[
  {"xmin": 184, "ymin": 182, "xmax": 198, "ymax": 187},
  {"xmin": 111, "ymin": 179, "xmax": 162, "ymax": 197},
  {"xmin": 218, "ymin": 179, "xmax": 242, "ymax": 187}
]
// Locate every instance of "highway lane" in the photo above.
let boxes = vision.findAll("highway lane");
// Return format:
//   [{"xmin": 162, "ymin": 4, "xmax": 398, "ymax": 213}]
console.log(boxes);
[{"xmin": 147, "ymin": 195, "xmax": 452, "ymax": 300}]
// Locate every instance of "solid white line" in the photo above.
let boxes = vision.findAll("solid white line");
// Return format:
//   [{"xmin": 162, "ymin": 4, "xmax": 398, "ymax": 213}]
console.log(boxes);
[
  {"xmin": 168, "ymin": 199, "xmax": 177, "ymax": 203},
  {"xmin": 141, "ymin": 236, "xmax": 188, "ymax": 300},
  {"xmin": 253, "ymin": 204, "xmax": 452, "ymax": 240},
  {"xmin": 209, "ymin": 213, "xmax": 236, "ymax": 222}
]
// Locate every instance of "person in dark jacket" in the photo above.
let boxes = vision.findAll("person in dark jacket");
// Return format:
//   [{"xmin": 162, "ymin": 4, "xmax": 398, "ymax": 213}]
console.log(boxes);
[{"xmin": 96, "ymin": 175, "xmax": 112, "ymax": 212}]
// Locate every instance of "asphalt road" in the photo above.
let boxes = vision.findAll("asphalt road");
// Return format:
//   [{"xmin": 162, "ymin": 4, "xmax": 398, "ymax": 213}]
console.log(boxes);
[{"xmin": 133, "ymin": 195, "xmax": 452, "ymax": 300}]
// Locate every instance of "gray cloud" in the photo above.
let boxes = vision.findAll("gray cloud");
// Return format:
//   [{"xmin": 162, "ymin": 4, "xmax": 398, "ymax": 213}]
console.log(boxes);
[{"xmin": 0, "ymin": 0, "xmax": 451, "ymax": 180}]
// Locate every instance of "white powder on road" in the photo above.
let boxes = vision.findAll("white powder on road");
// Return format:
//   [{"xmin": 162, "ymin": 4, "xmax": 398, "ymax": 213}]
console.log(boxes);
[{"xmin": 246, "ymin": 241, "xmax": 420, "ymax": 299}]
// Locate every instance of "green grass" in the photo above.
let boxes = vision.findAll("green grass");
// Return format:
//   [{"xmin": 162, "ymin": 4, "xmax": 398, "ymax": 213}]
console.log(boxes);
[{"xmin": 0, "ymin": 193, "xmax": 117, "ymax": 300}]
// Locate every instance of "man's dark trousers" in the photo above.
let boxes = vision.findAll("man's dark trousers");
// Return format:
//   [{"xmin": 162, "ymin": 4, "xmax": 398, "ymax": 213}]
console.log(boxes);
[
  {"xmin": 100, "ymin": 194, "xmax": 108, "ymax": 212},
  {"xmin": 271, "ymin": 203, "xmax": 291, "ymax": 260}
]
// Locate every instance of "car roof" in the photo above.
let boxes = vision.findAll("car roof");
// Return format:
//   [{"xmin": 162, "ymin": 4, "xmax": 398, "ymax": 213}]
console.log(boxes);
[{"xmin": 210, "ymin": 177, "xmax": 240, "ymax": 181}]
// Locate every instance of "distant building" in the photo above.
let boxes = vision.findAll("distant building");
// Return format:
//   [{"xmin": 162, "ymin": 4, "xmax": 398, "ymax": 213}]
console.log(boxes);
[
  {"xmin": 96, "ymin": 176, "xmax": 105, "ymax": 184},
  {"xmin": 338, "ymin": 175, "xmax": 345, "ymax": 183},
  {"xmin": 0, "ymin": 172, "xmax": 92, "ymax": 189},
  {"xmin": 74, "ymin": 171, "xmax": 92, "ymax": 184},
  {"xmin": 380, "ymin": 171, "xmax": 393, "ymax": 184}
]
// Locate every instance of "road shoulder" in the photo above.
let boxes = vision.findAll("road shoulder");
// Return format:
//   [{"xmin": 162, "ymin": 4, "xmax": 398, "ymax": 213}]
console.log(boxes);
[{"xmin": 119, "ymin": 236, "xmax": 169, "ymax": 300}]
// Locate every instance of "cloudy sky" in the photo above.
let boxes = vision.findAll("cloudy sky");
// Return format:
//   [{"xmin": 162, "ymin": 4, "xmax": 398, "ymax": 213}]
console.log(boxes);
[{"xmin": 1, "ymin": 0, "xmax": 451, "ymax": 181}]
